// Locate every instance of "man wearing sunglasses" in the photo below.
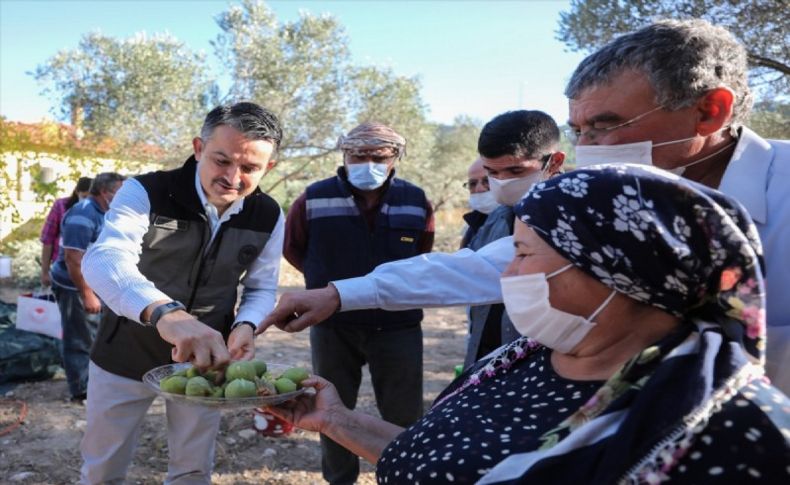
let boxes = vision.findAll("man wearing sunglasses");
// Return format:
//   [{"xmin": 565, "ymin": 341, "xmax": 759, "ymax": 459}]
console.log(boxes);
[{"xmin": 262, "ymin": 19, "xmax": 789, "ymax": 394}]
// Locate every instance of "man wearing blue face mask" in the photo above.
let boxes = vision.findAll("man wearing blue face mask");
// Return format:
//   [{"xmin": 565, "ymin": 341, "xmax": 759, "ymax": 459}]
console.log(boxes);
[{"xmin": 282, "ymin": 121, "xmax": 434, "ymax": 485}]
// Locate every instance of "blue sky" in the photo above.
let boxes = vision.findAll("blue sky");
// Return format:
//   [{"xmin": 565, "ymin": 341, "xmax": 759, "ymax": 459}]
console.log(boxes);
[{"xmin": 0, "ymin": 0, "xmax": 586, "ymax": 127}]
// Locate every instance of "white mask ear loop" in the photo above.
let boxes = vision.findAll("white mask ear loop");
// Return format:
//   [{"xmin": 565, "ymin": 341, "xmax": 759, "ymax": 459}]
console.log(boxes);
[
  {"xmin": 588, "ymin": 289, "xmax": 618, "ymax": 322},
  {"xmin": 673, "ymin": 140, "xmax": 737, "ymax": 172},
  {"xmin": 546, "ymin": 263, "xmax": 574, "ymax": 279},
  {"xmin": 652, "ymin": 135, "xmax": 697, "ymax": 148}
]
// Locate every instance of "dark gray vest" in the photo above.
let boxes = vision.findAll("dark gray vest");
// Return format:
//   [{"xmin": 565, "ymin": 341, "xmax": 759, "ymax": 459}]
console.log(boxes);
[
  {"xmin": 91, "ymin": 157, "xmax": 281, "ymax": 380},
  {"xmin": 302, "ymin": 170, "xmax": 427, "ymax": 327}
]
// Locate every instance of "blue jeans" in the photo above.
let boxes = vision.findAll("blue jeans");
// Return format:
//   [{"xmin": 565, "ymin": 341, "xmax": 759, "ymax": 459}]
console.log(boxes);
[
  {"xmin": 52, "ymin": 286, "xmax": 99, "ymax": 398},
  {"xmin": 310, "ymin": 323, "xmax": 424, "ymax": 485}
]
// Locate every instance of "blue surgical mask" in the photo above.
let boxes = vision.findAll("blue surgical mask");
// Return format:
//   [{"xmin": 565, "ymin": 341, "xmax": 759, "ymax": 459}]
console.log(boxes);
[{"xmin": 346, "ymin": 162, "xmax": 390, "ymax": 190}]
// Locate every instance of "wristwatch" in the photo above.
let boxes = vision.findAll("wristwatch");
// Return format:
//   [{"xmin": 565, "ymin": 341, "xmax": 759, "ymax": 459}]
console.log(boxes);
[
  {"xmin": 230, "ymin": 320, "xmax": 256, "ymax": 332},
  {"xmin": 142, "ymin": 301, "xmax": 186, "ymax": 327}
]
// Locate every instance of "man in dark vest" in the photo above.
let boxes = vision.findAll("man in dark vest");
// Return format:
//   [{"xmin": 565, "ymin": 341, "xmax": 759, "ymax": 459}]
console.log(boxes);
[
  {"xmin": 81, "ymin": 102, "xmax": 284, "ymax": 484},
  {"xmin": 464, "ymin": 111, "xmax": 564, "ymax": 368},
  {"xmin": 283, "ymin": 122, "xmax": 434, "ymax": 485}
]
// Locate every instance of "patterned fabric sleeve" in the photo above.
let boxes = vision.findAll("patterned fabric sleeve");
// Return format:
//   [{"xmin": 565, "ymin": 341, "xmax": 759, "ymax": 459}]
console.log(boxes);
[{"xmin": 40, "ymin": 197, "xmax": 67, "ymax": 245}]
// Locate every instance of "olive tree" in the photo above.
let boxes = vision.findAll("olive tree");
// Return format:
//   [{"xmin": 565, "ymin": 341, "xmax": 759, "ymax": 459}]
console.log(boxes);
[{"xmin": 33, "ymin": 32, "xmax": 215, "ymax": 162}]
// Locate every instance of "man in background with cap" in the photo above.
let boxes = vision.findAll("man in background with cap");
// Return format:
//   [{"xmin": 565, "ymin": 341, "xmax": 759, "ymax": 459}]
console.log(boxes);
[{"xmin": 283, "ymin": 121, "xmax": 434, "ymax": 485}]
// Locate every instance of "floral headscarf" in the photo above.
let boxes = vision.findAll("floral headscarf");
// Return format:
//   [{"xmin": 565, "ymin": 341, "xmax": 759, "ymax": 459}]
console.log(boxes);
[
  {"xmin": 476, "ymin": 164, "xmax": 767, "ymax": 484},
  {"xmin": 516, "ymin": 163, "xmax": 765, "ymax": 363}
]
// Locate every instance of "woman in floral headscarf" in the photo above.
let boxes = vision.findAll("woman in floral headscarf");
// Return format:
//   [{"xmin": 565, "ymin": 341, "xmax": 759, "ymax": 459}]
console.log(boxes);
[{"xmin": 269, "ymin": 165, "xmax": 789, "ymax": 484}]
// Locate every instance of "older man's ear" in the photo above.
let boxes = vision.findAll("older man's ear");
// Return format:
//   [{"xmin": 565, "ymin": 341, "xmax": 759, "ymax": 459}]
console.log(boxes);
[{"xmin": 695, "ymin": 87, "xmax": 735, "ymax": 137}]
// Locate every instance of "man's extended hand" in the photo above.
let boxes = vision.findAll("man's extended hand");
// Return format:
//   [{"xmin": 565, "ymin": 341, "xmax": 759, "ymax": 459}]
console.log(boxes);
[
  {"xmin": 256, "ymin": 285, "xmax": 341, "ymax": 334},
  {"xmin": 227, "ymin": 324, "xmax": 255, "ymax": 361},
  {"xmin": 156, "ymin": 310, "xmax": 230, "ymax": 371}
]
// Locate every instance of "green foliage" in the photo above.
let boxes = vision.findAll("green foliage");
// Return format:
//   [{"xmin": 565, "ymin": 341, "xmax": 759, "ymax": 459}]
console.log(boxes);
[
  {"xmin": 557, "ymin": 128, "xmax": 577, "ymax": 169},
  {"xmin": 0, "ymin": 119, "xmax": 99, "ymax": 221},
  {"xmin": 28, "ymin": 163, "xmax": 60, "ymax": 207},
  {"xmin": 0, "ymin": 217, "xmax": 45, "ymax": 255},
  {"xmin": 557, "ymin": 0, "xmax": 790, "ymax": 97},
  {"xmin": 26, "ymin": 0, "xmax": 482, "ymax": 211},
  {"xmin": 215, "ymin": 0, "xmax": 349, "ymax": 155},
  {"xmin": 404, "ymin": 116, "xmax": 481, "ymax": 212},
  {"xmin": 33, "ymin": 32, "xmax": 214, "ymax": 161},
  {"xmin": 2, "ymin": 238, "xmax": 42, "ymax": 290},
  {"xmin": 0, "ymin": 124, "xmax": 20, "ymax": 222},
  {"xmin": 213, "ymin": 0, "xmax": 468, "ymax": 209},
  {"xmin": 214, "ymin": 0, "xmax": 351, "ymax": 204},
  {"xmin": 350, "ymin": 66, "xmax": 439, "ymax": 206},
  {"xmin": 748, "ymin": 101, "xmax": 790, "ymax": 139}
]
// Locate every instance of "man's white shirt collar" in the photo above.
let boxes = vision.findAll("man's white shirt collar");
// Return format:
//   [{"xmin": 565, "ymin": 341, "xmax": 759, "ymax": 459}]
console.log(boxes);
[
  {"xmin": 718, "ymin": 126, "xmax": 772, "ymax": 224},
  {"xmin": 194, "ymin": 167, "xmax": 245, "ymax": 235}
]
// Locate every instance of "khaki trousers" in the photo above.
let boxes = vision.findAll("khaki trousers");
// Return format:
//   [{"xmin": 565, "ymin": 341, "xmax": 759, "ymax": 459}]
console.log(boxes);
[{"xmin": 80, "ymin": 361, "xmax": 221, "ymax": 484}]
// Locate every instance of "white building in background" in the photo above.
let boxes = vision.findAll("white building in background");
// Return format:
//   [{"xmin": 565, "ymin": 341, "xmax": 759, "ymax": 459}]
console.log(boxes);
[{"xmin": 0, "ymin": 121, "xmax": 162, "ymax": 241}]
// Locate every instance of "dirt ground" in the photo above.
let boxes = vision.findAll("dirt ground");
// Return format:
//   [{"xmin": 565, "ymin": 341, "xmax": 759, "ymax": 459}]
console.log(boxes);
[{"xmin": 0, "ymin": 285, "xmax": 468, "ymax": 485}]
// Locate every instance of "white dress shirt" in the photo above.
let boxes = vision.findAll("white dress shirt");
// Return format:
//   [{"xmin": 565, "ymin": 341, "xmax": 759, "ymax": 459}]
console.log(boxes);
[
  {"xmin": 83, "ymin": 175, "xmax": 283, "ymax": 328},
  {"xmin": 333, "ymin": 237, "xmax": 512, "ymax": 311},
  {"xmin": 332, "ymin": 127, "xmax": 790, "ymax": 393},
  {"xmin": 719, "ymin": 127, "xmax": 790, "ymax": 392}
]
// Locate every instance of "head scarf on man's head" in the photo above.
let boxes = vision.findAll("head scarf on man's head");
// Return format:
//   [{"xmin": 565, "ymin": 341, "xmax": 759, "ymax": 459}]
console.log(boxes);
[
  {"xmin": 514, "ymin": 163, "xmax": 765, "ymax": 363},
  {"xmin": 337, "ymin": 122, "xmax": 406, "ymax": 158}
]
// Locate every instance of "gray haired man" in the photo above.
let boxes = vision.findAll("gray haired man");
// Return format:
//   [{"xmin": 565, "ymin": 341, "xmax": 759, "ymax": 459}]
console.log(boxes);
[
  {"xmin": 260, "ymin": 19, "xmax": 790, "ymax": 394},
  {"xmin": 81, "ymin": 102, "xmax": 284, "ymax": 483},
  {"xmin": 565, "ymin": 19, "xmax": 789, "ymax": 392}
]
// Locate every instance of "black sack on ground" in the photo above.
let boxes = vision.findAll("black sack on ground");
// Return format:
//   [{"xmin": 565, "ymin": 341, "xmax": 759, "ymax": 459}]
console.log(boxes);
[{"xmin": 0, "ymin": 300, "xmax": 61, "ymax": 384}]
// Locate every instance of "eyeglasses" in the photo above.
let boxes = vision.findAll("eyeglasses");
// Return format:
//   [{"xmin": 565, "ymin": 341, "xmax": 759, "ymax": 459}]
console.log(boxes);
[
  {"xmin": 565, "ymin": 105, "xmax": 664, "ymax": 145},
  {"xmin": 463, "ymin": 177, "xmax": 490, "ymax": 191}
]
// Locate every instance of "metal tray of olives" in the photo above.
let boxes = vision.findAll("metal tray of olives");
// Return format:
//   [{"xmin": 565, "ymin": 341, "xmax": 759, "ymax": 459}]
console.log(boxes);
[{"xmin": 143, "ymin": 362, "xmax": 307, "ymax": 410}]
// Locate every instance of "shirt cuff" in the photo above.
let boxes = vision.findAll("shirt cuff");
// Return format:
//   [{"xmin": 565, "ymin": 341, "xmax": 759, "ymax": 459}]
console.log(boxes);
[
  {"xmin": 119, "ymin": 285, "xmax": 172, "ymax": 324},
  {"xmin": 235, "ymin": 308, "xmax": 264, "ymax": 328},
  {"xmin": 331, "ymin": 277, "xmax": 378, "ymax": 312}
]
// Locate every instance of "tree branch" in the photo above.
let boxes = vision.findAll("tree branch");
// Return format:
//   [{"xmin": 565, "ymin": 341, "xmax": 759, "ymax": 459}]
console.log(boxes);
[
  {"xmin": 263, "ymin": 149, "xmax": 334, "ymax": 192},
  {"xmin": 748, "ymin": 53, "xmax": 790, "ymax": 76}
]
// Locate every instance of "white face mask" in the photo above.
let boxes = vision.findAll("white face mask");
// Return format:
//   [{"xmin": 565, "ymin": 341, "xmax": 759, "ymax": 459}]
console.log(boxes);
[
  {"xmin": 574, "ymin": 129, "xmax": 732, "ymax": 176},
  {"xmin": 488, "ymin": 170, "xmax": 544, "ymax": 206},
  {"xmin": 500, "ymin": 264, "xmax": 617, "ymax": 353},
  {"xmin": 468, "ymin": 191, "xmax": 499, "ymax": 214},
  {"xmin": 346, "ymin": 162, "xmax": 390, "ymax": 190}
]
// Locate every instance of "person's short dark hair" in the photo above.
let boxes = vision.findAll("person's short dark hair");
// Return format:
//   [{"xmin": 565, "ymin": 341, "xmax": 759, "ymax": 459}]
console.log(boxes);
[
  {"xmin": 89, "ymin": 172, "xmax": 126, "ymax": 196},
  {"xmin": 200, "ymin": 102, "xmax": 283, "ymax": 155},
  {"xmin": 478, "ymin": 110, "xmax": 560, "ymax": 160},
  {"xmin": 66, "ymin": 176, "xmax": 94, "ymax": 210},
  {"xmin": 75, "ymin": 176, "xmax": 93, "ymax": 193}
]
